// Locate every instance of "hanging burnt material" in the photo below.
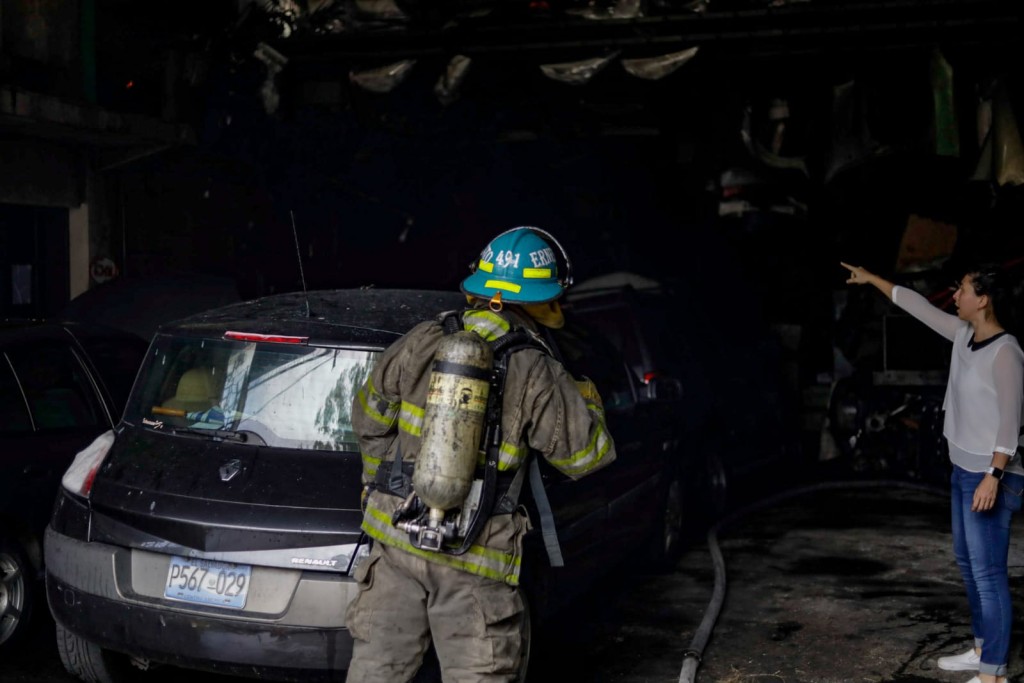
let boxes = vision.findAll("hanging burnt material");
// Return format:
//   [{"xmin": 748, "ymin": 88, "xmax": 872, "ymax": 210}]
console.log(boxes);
[
  {"xmin": 621, "ymin": 47, "xmax": 699, "ymax": 80},
  {"xmin": 349, "ymin": 59, "xmax": 417, "ymax": 93},
  {"xmin": 539, "ymin": 52, "xmax": 619, "ymax": 85},
  {"xmin": 435, "ymin": 55, "xmax": 472, "ymax": 105}
]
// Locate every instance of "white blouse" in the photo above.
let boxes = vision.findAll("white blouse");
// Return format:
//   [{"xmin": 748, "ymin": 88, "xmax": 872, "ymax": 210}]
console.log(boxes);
[{"xmin": 892, "ymin": 285, "xmax": 1024, "ymax": 474}]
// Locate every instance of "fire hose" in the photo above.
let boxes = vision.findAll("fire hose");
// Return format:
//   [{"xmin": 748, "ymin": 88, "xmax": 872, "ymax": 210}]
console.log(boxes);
[{"xmin": 677, "ymin": 478, "xmax": 947, "ymax": 683}]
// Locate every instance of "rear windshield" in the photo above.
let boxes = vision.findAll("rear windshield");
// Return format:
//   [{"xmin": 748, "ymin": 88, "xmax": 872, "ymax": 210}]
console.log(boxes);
[{"xmin": 125, "ymin": 334, "xmax": 378, "ymax": 451}]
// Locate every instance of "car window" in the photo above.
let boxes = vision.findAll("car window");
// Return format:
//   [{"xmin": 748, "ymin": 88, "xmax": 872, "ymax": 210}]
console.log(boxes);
[
  {"xmin": 567, "ymin": 300, "xmax": 648, "ymax": 382},
  {"xmin": 0, "ymin": 358, "xmax": 32, "ymax": 433},
  {"xmin": 5, "ymin": 344, "xmax": 105, "ymax": 430},
  {"xmin": 548, "ymin": 319, "xmax": 636, "ymax": 412},
  {"xmin": 127, "ymin": 334, "xmax": 377, "ymax": 451},
  {"xmin": 75, "ymin": 335, "xmax": 147, "ymax": 413}
]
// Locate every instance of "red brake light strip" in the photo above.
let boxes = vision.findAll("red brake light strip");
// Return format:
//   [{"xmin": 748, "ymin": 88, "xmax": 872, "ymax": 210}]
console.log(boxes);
[{"xmin": 224, "ymin": 331, "xmax": 308, "ymax": 344}]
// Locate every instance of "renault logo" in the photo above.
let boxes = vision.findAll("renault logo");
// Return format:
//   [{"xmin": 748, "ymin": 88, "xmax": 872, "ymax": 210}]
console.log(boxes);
[{"xmin": 219, "ymin": 459, "xmax": 242, "ymax": 482}]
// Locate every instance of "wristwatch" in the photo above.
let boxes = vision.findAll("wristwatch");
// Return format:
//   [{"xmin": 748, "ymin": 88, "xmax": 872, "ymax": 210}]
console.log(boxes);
[{"xmin": 986, "ymin": 466, "xmax": 1005, "ymax": 480}]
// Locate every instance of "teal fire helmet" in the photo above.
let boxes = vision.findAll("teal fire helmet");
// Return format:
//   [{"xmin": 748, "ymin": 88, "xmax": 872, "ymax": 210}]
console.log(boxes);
[{"xmin": 461, "ymin": 227, "xmax": 574, "ymax": 305}]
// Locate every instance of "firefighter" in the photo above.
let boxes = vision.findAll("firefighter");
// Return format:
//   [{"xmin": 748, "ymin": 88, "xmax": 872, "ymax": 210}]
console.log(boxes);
[{"xmin": 345, "ymin": 226, "xmax": 617, "ymax": 683}]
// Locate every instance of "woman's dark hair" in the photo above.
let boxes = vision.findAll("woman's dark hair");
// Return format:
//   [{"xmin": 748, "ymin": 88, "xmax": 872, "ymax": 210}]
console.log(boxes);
[{"xmin": 964, "ymin": 263, "xmax": 1024, "ymax": 338}]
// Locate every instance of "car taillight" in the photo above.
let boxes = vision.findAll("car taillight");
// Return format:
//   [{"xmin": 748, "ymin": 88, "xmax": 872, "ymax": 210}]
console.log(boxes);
[
  {"xmin": 224, "ymin": 331, "xmax": 308, "ymax": 344},
  {"xmin": 61, "ymin": 430, "xmax": 115, "ymax": 498}
]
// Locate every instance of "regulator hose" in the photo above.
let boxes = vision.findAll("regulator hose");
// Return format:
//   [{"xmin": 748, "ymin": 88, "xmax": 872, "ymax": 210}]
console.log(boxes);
[{"xmin": 676, "ymin": 478, "xmax": 948, "ymax": 683}]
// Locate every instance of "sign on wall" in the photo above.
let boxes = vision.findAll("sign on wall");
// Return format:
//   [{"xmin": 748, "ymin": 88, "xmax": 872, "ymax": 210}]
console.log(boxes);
[{"xmin": 90, "ymin": 257, "xmax": 119, "ymax": 284}]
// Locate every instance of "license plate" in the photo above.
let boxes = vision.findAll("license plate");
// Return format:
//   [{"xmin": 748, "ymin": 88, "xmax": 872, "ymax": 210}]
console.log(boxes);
[{"xmin": 164, "ymin": 556, "xmax": 251, "ymax": 609}]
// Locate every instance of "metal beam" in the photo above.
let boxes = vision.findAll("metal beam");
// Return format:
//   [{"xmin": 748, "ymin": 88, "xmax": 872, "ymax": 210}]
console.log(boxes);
[{"xmin": 268, "ymin": 0, "xmax": 1020, "ymax": 63}]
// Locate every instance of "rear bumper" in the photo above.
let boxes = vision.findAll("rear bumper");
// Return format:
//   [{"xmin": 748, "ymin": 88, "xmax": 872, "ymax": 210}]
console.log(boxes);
[{"xmin": 45, "ymin": 527, "xmax": 355, "ymax": 680}]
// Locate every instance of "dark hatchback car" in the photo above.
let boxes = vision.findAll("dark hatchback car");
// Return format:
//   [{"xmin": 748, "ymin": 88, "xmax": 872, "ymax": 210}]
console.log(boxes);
[
  {"xmin": 565, "ymin": 272, "xmax": 803, "ymax": 517},
  {"xmin": 45, "ymin": 288, "xmax": 697, "ymax": 683},
  {"xmin": 0, "ymin": 320, "xmax": 147, "ymax": 654}
]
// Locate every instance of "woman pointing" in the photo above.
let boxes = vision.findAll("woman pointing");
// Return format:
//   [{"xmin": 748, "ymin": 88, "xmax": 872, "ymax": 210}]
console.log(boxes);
[{"xmin": 841, "ymin": 260, "xmax": 1024, "ymax": 683}]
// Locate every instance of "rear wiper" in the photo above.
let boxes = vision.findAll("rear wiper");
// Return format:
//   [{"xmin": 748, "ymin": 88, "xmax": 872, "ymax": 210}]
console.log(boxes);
[{"xmin": 168, "ymin": 426, "xmax": 250, "ymax": 443}]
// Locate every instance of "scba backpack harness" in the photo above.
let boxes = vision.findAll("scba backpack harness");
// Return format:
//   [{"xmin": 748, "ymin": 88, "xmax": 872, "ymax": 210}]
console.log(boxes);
[{"xmin": 374, "ymin": 309, "xmax": 565, "ymax": 566}]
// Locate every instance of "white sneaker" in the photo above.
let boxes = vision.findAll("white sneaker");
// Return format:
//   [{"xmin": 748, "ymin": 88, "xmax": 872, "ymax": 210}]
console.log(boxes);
[{"xmin": 937, "ymin": 647, "xmax": 980, "ymax": 671}]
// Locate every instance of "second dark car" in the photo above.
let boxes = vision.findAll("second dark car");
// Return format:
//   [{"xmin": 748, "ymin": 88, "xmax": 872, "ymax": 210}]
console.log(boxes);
[
  {"xmin": 0, "ymin": 319, "xmax": 147, "ymax": 655},
  {"xmin": 565, "ymin": 272, "xmax": 804, "ymax": 517},
  {"xmin": 44, "ymin": 288, "xmax": 699, "ymax": 683}
]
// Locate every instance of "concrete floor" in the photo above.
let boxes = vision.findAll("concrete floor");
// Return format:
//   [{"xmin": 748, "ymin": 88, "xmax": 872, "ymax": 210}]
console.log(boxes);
[
  {"xmin": 530, "ymin": 479, "xmax": 1024, "ymax": 683},
  {"xmin": 11, "ymin": 475, "xmax": 1024, "ymax": 683}
]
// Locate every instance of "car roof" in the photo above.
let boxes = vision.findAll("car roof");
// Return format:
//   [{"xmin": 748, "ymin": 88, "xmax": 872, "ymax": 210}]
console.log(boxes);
[
  {"xmin": 155, "ymin": 288, "xmax": 468, "ymax": 345},
  {"xmin": 58, "ymin": 272, "xmax": 242, "ymax": 341},
  {"xmin": 566, "ymin": 271, "xmax": 672, "ymax": 304},
  {"xmin": 0, "ymin": 318, "xmax": 144, "ymax": 343}
]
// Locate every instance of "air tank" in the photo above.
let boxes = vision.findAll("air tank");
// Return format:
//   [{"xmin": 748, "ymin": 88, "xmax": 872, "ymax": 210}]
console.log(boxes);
[{"xmin": 413, "ymin": 330, "xmax": 493, "ymax": 527}]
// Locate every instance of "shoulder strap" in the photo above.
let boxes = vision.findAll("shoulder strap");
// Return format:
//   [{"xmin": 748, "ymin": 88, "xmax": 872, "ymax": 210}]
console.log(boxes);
[
  {"xmin": 439, "ymin": 309, "xmax": 463, "ymax": 335},
  {"xmin": 529, "ymin": 456, "xmax": 564, "ymax": 567},
  {"xmin": 488, "ymin": 327, "xmax": 564, "ymax": 568}
]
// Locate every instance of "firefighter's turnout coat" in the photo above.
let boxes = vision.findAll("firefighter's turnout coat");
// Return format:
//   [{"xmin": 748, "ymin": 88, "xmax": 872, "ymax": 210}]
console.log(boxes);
[{"xmin": 352, "ymin": 306, "xmax": 617, "ymax": 586}]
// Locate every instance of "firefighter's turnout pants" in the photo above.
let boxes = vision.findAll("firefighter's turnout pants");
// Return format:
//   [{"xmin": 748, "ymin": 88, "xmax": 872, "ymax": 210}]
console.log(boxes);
[{"xmin": 345, "ymin": 542, "xmax": 526, "ymax": 683}]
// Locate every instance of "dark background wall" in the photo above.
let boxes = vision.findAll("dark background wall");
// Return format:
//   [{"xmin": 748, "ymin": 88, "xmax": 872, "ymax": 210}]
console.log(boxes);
[
  {"xmin": 106, "ymin": 16, "xmax": 1023, "ymax": 331},
  {"xmin": 4, "ymin": 0, "xmax": 1022, "ymax": 463}
]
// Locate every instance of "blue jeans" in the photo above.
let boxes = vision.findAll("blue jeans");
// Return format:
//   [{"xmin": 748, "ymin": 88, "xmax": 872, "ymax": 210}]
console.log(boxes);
[{"xmin": 950, "ymin": 465, "xmax": 1024, "ymax": 677}]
